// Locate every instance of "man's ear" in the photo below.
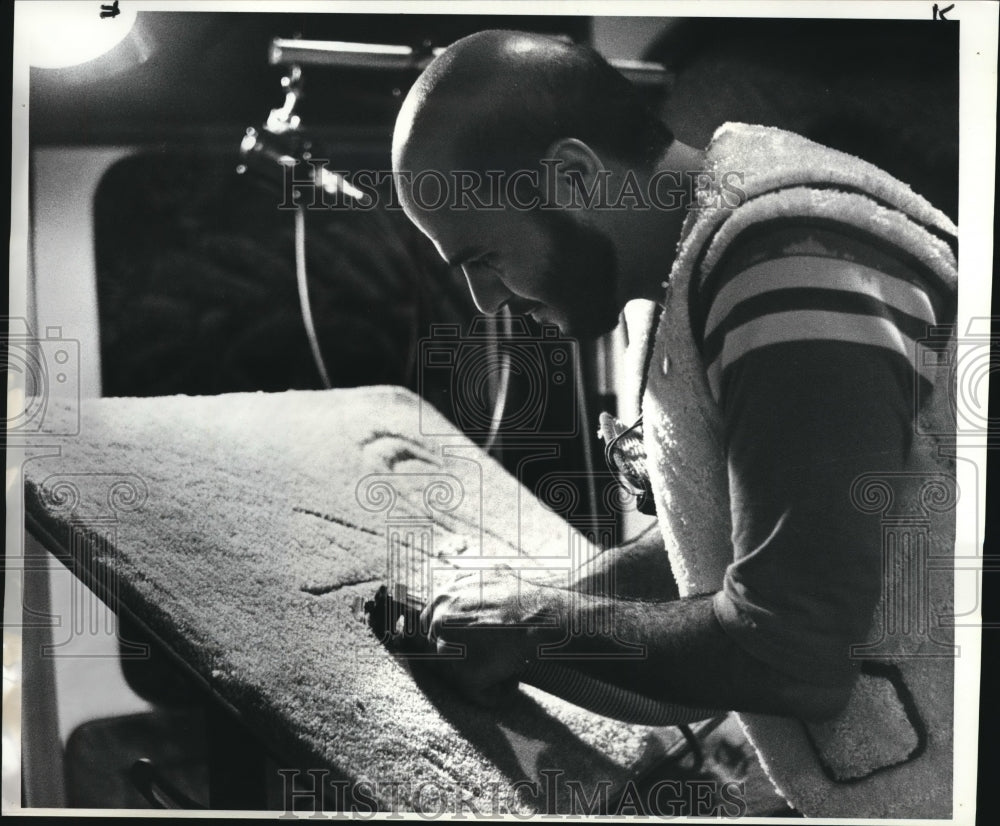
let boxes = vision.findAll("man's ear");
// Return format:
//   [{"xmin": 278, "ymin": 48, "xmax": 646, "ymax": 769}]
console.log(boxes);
[{"xmin": 543, "ymin": 138, "xmax": 606, "ymax": 207}]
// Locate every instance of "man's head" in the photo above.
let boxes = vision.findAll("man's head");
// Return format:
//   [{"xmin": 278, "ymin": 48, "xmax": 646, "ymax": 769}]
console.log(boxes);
[{"xmin": 392, "ymin": 30, "xmax": 675, "ymax": 339}]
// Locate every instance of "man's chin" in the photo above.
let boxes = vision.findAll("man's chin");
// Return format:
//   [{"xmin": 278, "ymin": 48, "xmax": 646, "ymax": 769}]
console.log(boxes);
[{"xmin": 535, "ymin": 309, "xmax": 617, "ymax": 341}]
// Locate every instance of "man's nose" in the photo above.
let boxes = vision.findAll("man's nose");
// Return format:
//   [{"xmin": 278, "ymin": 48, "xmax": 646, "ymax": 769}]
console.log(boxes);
[{"xmin": 461, "ymin": 266, "xmax": 510, "ymax": 315}]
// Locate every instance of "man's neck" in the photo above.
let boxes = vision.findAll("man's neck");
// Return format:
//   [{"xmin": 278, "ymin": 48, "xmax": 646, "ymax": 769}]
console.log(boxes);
[{"xmin": 616, "ymin": 140, "xmax": 707, "ymax": 305}]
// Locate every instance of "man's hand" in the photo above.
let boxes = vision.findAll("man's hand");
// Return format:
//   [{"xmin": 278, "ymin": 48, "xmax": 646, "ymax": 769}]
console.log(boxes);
[{"xmin": 421, "ymin": 565, "xmax": 567, "ymax": 708}]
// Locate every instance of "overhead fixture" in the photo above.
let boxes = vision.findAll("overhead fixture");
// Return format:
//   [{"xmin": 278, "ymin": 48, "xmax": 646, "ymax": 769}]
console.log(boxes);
[
  {"xmin": 267, "ymin": 37, "xmax": 673, "ymax": 86},
  {"xmin": 22, "ymin": 1, "xmax": 140, "ymax": 70}
]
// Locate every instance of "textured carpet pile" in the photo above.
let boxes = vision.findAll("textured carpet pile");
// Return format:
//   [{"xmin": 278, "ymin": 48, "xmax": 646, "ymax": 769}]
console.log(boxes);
[{"xmin": 24, "ymin": 386, "xmax": 690, "ymax": 814}]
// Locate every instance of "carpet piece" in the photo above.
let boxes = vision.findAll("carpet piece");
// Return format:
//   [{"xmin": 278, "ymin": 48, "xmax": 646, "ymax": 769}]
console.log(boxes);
[{"xmin": 24, "ymin": 386, "xmax": 689, "ymax": 814}]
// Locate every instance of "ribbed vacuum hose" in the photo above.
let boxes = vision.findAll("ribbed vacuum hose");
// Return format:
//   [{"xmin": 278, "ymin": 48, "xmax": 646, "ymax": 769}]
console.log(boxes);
[{"xmin": 521, "ymin": 660, "xmax": 722, "ymax": 726}]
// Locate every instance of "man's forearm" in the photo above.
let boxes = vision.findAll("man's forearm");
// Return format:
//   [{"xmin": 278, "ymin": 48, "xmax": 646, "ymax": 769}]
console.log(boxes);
[
  {"xmin": 573, "ymin": 524, "xmax": 679, "ymax": 602},
  {"xmin": 527, "ymin": 587, "xmax": 852, "ymax": 722}
]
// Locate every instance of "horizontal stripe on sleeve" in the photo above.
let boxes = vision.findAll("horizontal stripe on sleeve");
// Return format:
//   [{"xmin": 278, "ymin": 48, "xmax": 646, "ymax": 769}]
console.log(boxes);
[
  {"xmin": 696, "ymin": 218, "xmax": 955, "ymax": 325},
  {"xmin": 706, "ymin": 309, "xmax": 940, "ymax": 401},
  {"xmin": 700, "ymin": 255, "xmax": 943, "ymax": 402},
  {"xmin": 703, "ymin": 256, "xmax": 937, "ymax": 339}
]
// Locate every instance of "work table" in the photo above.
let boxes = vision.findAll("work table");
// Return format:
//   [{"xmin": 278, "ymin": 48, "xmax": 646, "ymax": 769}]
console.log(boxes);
[{"xmin": 22, "ymin": 385, "xmax": 698, "ymax": 814}]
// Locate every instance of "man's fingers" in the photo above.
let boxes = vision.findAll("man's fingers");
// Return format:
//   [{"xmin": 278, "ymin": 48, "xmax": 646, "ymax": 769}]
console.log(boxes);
[
  {"xmin": 422, "ymin": 592, "xmax": 453, "ymax": 645},
  {"xmin": 423, "ymin": 591, "xmax": 484, "ymax": 646}
]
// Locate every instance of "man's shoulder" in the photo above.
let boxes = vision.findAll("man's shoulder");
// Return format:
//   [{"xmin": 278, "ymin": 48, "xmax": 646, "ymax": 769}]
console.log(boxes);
[
  {"xmin": 697, "ymin": 121, "xmax": 957, "ymax": 249},
  {"xmin": 685, "ymin": 214, "xmax": 955, "ymax": 409},
  {"xmin": 684, "ymin": 136, "xmax": 958, "ymax": 331},
  {"xmin": 705, "ymin": 220, "xmax": 942, "ymax": 292}
]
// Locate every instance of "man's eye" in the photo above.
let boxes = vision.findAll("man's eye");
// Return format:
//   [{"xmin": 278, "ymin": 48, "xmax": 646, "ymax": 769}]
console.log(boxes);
[
  {"xmin": 470, "ymin": 256, "xmax": 501, "ymax": 274},
  {"xmin": 463, "ymin": 255, "xmax": 500, "ymax": 273}
]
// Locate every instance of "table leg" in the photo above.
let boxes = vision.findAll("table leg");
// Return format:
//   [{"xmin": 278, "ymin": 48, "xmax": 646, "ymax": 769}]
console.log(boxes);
[{"xmin": 20, "ymin": 538, "xmax": 67, "ymax": 808}]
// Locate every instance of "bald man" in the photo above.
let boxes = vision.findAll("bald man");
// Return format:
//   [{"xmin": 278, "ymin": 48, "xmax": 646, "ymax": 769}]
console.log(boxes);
[{"xmin": 391, "ymin": 31, "xmax": 956, "ymax": 817}]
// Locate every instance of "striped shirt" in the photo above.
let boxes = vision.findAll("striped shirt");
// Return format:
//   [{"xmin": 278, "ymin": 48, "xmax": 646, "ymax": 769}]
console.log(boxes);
[
  {"xmin": 696, "ymin": 220, "xmax": 955, "ymax": 685},
  {"xmin": 695, "ymin": 220, "xmax": 954, "ymax": 409}
]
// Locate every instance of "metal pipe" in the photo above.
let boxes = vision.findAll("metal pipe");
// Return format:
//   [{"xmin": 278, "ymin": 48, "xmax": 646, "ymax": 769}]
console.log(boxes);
[
  {"xmin": 270, "ymin": 38, "xmax": 434, "ymax": 72},
  {"xmin": 268, "ymin": 37, "xmax": 672, "ymax": 86}
]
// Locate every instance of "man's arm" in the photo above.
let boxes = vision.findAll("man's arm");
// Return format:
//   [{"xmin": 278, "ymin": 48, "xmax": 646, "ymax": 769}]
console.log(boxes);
[
  {"xmin": 425, "ymin": 572, "xmax": 852, "ymax": 721},
  {"xmin": 571, "ymin": 523, "xmax": 679, "ymax": 602},
  {"xmin": 567, "ymin": 592, "xmax": 853, "ymax": 720}
]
